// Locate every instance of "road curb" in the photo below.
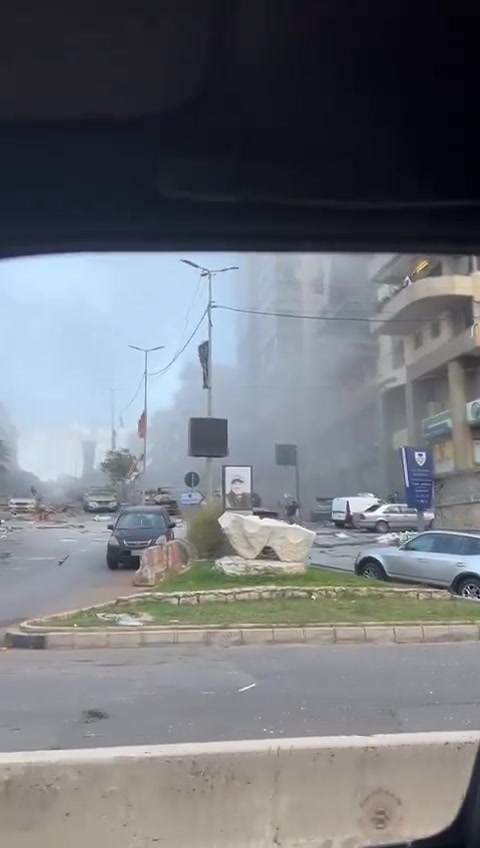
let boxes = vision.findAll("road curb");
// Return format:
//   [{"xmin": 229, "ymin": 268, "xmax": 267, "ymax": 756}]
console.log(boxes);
[{"xmin": 4, "ymin": 622, "xmax": 480, "ymax": 650}]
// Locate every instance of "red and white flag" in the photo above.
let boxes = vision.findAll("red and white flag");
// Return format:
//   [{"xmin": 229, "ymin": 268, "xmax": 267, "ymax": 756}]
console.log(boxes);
[{"xmin": 137, "ymin": 410, "xmax": 146, "ymax": 439}]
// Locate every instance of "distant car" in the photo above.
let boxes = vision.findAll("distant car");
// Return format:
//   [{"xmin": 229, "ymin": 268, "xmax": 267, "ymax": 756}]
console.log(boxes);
[
  {"xmin": 106, "ymin": 505, "xmax": 175, "ymax": 570},
  {"xmin": 310, "ymin": 497, "xmax": 333, "ymax": 523},
  {"xmin": 83, "ymin": 489, "xmax": 118, "ymax": 513},
  {"xmin": 331, "ymin": 494, "xmax": 381, "ymax": 527},
  {"xmin": 353, "ymin": 502, "xmax": 434, "ymax": 533},
  {"xmin": 355, "ymin": 530, "xmax": 480, "ymax": 598},
  {"xmin": 8, "ymin": 497, "xmax": 36, "ymax": 513}
]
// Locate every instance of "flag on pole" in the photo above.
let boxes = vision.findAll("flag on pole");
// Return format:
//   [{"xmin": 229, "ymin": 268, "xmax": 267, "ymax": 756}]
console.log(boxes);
[{"xmin": 137, "ymin": 410, "xmax": 146, "ymax": 439}]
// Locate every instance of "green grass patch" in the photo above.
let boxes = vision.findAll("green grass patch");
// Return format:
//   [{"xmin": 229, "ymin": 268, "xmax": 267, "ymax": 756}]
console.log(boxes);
[
  {"xmin": 37, "ymin": 594, "xmax": 480, "ymax": 629},
  {"xmin": 160, "ymin": 561, "xmax": 363, "ymax": 591}
]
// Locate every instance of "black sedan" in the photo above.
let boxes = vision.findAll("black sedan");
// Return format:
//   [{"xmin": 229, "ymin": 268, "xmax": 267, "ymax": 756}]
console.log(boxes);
[{"xmin": 106, "ymin": 506, "xmax": 175, "ymax": 570}]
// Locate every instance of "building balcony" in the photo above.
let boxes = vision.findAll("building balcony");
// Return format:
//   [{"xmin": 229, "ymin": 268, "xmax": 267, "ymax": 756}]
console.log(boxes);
[
  {"xmin": 371, "ymin": 274, "xmax": 479, "ymax": 336},
  {"xmin": 407, "ymin": 323, "xmax": 480, "ymax": 382}
]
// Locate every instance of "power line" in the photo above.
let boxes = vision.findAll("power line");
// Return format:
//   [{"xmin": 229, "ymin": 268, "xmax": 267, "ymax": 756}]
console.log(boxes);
[
  {"xmin": 120, "ymin": 373, "xmax": 144, "ymax": 415},
  {"xmin": 149, "ymin": 307, "xmax": 208, "ymax": 379},
  {"xmin": 214, "ymin": 303, "xmax": 453, "ymax": 325}
]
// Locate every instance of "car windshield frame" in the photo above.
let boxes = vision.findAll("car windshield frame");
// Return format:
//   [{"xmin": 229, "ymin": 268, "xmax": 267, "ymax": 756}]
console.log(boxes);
[{"xmin": 114, "ymin": 511, "xmax": 167, "ymax": 530}]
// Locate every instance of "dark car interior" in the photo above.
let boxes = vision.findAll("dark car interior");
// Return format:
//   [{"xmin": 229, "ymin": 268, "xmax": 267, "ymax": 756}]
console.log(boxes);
[{"xmin": 2, "ymin": 2, "xmax": 480, "ymax": 845}]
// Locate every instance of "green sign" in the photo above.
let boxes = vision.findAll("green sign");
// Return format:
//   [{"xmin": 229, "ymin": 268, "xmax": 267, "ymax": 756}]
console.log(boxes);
[{"xmin": 422, "ymin": 409, "xmax": 452, "ymax": 440}]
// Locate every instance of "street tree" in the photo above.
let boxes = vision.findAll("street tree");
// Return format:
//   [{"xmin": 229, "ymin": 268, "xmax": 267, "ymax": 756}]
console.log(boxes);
[{"xmin": 100, "ymin": 448, "xmax": 135, "ymax": 483}]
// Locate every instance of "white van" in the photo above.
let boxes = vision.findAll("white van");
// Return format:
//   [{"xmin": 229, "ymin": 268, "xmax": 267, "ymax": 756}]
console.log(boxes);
[{"xmin": 331, "ymin": 493, "xmax": 381, "ymax": 527}]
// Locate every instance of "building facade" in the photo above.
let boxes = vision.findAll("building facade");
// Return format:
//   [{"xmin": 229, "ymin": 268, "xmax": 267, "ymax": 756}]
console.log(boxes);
[{"xmin": 371, "ymin": 253, "xmax": 480, "ymax": 526}]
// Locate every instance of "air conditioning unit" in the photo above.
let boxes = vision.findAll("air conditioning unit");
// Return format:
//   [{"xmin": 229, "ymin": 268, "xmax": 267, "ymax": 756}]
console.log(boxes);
[{"xmin": 466, "ymin": 399, "xmax": 480, "ymax": 425}]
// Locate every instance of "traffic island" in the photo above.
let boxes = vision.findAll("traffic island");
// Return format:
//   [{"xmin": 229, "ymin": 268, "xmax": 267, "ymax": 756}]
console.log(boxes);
[{"xmin": 6, "ymin": 563, "xmax": 480, "ymax": 648}]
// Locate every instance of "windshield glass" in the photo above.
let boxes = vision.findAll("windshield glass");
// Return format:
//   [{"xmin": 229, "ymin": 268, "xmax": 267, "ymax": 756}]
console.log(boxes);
[
  {"xmin": 364, "ymin": 502, "xmax": 385, "ymax": 513},
  {"xmin": 115, "ymin": 511, "xmax": 166, "ymax": 530},
  {"xmin": 1, "ymin": 250, "xmax": 477, "ymax": 755}
]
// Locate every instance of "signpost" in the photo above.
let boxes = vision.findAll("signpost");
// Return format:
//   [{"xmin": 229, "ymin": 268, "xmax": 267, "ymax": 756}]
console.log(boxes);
[
  {"xmin": 399, "ymin": 446, "xmax": 433, "ymax": 531},
  {"xmin": 184, "ymin": 471, "xmax": 200, "ymax": 489},
  {"xmin": 179, "ymin": 491, "xmax": 204, "ymax": 506}
]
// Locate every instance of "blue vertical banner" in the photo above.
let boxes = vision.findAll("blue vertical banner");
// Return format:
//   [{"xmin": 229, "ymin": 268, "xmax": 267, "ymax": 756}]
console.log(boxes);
[{"xmin": 399, "ymin": 446, "xmax": 433, "ymax": 510}]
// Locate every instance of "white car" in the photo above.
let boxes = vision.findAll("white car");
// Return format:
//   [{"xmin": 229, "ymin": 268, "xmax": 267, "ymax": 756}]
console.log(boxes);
[
  {"xmin": 331, "ymin": 494, "xmax": 381, "ymax": 527},
  {"xmin": 353, "ymin": 502, "xmax": 434, "ymax": 533}
]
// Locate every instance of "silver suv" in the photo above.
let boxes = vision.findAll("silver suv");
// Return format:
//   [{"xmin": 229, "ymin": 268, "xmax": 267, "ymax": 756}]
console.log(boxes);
[{"xmin": 355, "ymin": 530, "xmax": 480, "ymax": 598}]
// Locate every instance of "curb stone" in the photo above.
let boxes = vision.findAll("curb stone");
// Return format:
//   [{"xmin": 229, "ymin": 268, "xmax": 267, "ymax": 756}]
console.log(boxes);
[{"xmin": 4, "ymin": 622, "xmax": 480, "ymax": 650}]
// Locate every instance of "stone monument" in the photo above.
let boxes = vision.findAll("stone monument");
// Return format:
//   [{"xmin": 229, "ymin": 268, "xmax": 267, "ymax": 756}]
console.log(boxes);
[{"xmin": 215, "ymin": 512, "xmax": 315, "ymax": 575}]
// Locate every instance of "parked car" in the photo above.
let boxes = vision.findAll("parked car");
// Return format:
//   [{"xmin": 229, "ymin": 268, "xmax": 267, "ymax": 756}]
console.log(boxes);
[
  {"xmin": 310, "ymin": 497, "xmax": 333, "ymax": 523},
  {"xmin": 353, "ymin": 502, "xmax": 434, "ymax": 533},
  {"xmin": 355, "ymin": 530, "xmax": 480, "ymax": 598},
  {"xmin": 106, "ymin": 505, "xmax": 175, "ymax": 570},
  {"xmin": 8, "ymin": 497, "xmax": 36, "ymax": 513},
  {"xmin": 331, "ymin": 494, "xmax": 381, "ymax": 527},
  {"xmin": 83, "ymin": 487, "xmax": 118, "ymax": 513}
]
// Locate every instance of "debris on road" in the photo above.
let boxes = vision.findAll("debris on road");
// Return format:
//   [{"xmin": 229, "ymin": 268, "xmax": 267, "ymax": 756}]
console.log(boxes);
[
  {"xmin": 58, "ymin": 555, "xmax": 70, "ymax": 566},
  {"xmin": 376, "ymin": 530, "xmax": 417, "ymax": 547},
  {"xmin": 96, "ymin": 611, "xmax": 153, "ymax": 626},
  {"xmin": 81, "ymin": 708, "xmax": 110, "ymax": 723}
]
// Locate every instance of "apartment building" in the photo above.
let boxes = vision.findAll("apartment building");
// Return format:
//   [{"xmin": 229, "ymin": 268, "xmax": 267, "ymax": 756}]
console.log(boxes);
[
  {"xmin": 311, "ymin": 254, "xmax": 382, "ymax": 497},
  {"xmin": 236, "ymin": 254, "xmax": 329, "ymax": 505},
  {"xmin": 371, "ymin": 253, "xmax": 480, "ymax": 527}
]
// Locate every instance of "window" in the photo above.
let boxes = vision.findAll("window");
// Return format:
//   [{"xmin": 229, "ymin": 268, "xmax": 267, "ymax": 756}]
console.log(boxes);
[
  {"xmin": 403, "ymin": 533, "xmax": 439, "ymax": 553},
  {"xmin": 392, "ymin": 339, "xmax": 405, "ymax": 368},
  {"xmin": 413, "ymin": 329, "xmax": 423, "ymax": 350},
  {"xmin": 432, "ymin": 534, "xmax": 464, "ymax": 555},
  {"xmin": 430, "ymin": 320, "xmax": 441, "ymax": 339},
  {"xmin": 116, "ymin": 511, "xmax": 167, "ymax": 530},
  {"xmin": 459, "ymin": 536, "xmax": 480, "ymax": 556}
]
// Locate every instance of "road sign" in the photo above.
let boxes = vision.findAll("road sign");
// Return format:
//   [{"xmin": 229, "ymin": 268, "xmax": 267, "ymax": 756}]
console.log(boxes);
[
  {"xmin": 399, "ymin": 446, "xmax": 433, "ymax": 510},
  {"xmin": 184, "ymin": 471, "xmax": 200, "ymax": 489},
  {"xmin": 179, "ymin": 491, "xmax": 204, "ymax": 506},
  {"xmin": 275, "ymin": 443, "xmax": 297, "ymax": 467}
]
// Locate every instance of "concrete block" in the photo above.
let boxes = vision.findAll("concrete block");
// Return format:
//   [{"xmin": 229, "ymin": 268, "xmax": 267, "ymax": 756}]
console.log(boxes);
[
  {"xmin": 422, "ymin": 625, "xmax": 454, "ymax": 643},
  {"xmin": 272, "ymin": 627, "xmax": 305, "ymax": 643},
  {"xmin": 208, "ymin": 629, "xmax": 243, "ymax": 647},
  {"xmin": 364, "ymin": 626, "xmax": 395, "ymax": 643},
  {"xmin": 304, "ymin": 627, "xmax": 335, "ymax": 644},
  {"xmin": 444, "ymin": 624, "xmax": 480, "ymax": 642},
  {"xmin": 45, "ymin": 631, "xmax": 76, "ymax": 649},
  {"xmin": 73, "ymin": 631, "xmax": 108, "ymax": 649},
  {"xmin": 241, "ymin": 628, "xmax": 274, "ymax": 644},
  {"xmin": 141, "ymin": 630, "xmax": 176, "ymax": 646},
  {"xmin": 334, "ymin": 626, "xmax": 366, "ymax": 644},
  {"xmin": 0, "ymin": 732, "xmax": 477, "ymax": 846},
  {"xmin": 175, "ymin": 629, "xmax": 208, "ymax": 644},
  {"xmin": 106, "ymin": 631, "xmax": 143, "ymax": 648},
  {"xmin": 394, "ymin": 626, "xmax": 424, "ymax": 644}
]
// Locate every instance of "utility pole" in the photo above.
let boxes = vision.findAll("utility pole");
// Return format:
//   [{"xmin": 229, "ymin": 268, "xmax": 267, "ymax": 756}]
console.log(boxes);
[
  {"xmin": 110, "ymin": 388, "xmax": 117, "ymax": 451},
  {"xmin": 180, "ymin": 259, "xmax": 238, "ymax": 500},
  {"xmin": 128, "ymin": 344, "xmax": 164, "ymax": 504}
]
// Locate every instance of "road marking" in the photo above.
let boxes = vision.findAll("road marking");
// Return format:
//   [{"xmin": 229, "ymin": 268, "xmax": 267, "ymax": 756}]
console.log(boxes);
[
  {"xmin": 238, "ymin": 683, "xmax": 256, "ymax": 693},
  {"xmin": 60, "ymin": 538, "xmax": 79, "ymax": 543},
  {"xmin": 28, "ymin": 556, "xmax": 57, "ymax": 561}
]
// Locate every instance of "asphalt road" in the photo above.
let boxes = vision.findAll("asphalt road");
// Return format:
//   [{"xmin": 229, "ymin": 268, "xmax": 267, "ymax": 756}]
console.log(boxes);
[
  {"xmin": 309, "ymin": 526, "xmax": 373, "ymax": 572},
  {"xmin": 0, "ymin": 519, "xmax": 135, "ymax": 628},
  {"xmin": 1, "ymin": 643, "xmax": 480, "ymax": 751}
]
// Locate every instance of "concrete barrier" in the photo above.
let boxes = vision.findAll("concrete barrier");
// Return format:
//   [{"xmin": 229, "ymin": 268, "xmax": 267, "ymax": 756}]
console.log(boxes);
[
  {"xmin": 0, "ymin": 731, "xmax": 478, "ymax": 846},
  {"xmin": 133, "ymin": 539, "xmax": 190, "ymax": 587}
]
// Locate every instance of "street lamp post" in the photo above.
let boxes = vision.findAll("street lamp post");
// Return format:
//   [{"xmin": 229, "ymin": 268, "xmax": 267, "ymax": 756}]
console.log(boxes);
[
  {"xmin": 180, "ymin": 260, "xmax": 238, "ymax": 500},
  {"xmin": 128, "ymin": 344, "xmax": 164, "ymax": 504}
]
